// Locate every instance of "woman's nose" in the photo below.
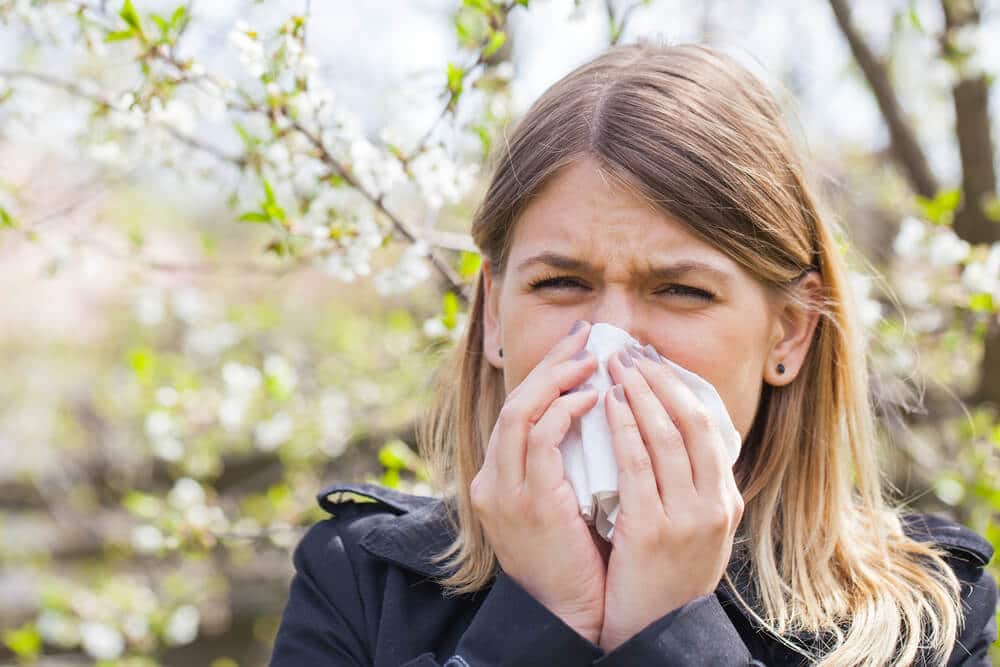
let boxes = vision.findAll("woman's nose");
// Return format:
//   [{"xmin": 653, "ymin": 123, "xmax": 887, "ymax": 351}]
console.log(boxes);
[{"xmin": 587, "ymin": 287, "xmax": 640, "ymax": 339}]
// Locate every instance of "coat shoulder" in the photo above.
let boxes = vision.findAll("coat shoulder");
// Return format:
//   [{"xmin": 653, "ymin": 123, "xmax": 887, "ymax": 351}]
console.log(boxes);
[
  {"xmin": 305, "ymin": 481, "xmax": 435, "ymax": 553},
  {"xmin": 900, "ymin": 512, "xmax": 994, "ymax": 566}
]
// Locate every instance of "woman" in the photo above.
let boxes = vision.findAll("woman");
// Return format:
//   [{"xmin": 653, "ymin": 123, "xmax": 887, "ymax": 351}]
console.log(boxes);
[{"xmin": 271, "ymin": 42, "xmax": 996, "ymax": 666}]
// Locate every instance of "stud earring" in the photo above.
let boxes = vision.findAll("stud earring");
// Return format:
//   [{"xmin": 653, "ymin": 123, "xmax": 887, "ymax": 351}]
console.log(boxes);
[
  {"xmin": 777, "ymin": 362, "xmax": 785, "ymax": 374},
  {"xmin": 499, "ymin": 347, "xmax": 503, "ymax": 358}
]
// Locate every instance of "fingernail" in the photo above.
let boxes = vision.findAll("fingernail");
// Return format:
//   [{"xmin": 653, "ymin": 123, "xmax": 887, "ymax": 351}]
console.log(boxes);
[
  {"xmin": 617, "ymin": 348, "xmax": 634, "ymax": 368},
  {"xmin": 642, "ymin": 343, "xmax": 662, "ymax": 363},
  {"xmin": 568, "ymin": 319, "xmax": 586, "ymax": 336},
  {"xmin": 571, "ymin": 349, "xmax": 590, "ymax": 361},
  {"xmin": 612, "ymin": 384, "xmax": 626, "ymax": 402}
]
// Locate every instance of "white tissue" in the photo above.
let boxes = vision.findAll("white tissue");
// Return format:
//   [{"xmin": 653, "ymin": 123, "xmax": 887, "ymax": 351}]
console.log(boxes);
[{"xmin": 559, "ymin": 322, "xmax": 742, "ymax": 542}]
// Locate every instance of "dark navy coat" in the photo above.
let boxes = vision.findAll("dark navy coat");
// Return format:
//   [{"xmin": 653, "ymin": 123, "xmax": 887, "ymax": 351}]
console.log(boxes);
[{"xmin": 270, "ymin": 481, "xmax": 997, "ymax": 666}]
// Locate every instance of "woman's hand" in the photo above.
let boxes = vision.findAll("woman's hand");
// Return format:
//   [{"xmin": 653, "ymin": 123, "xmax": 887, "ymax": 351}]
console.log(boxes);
[
  {"xmin": 598, "ymin": 341, "xmax": 745, "ymax": 652},
  {"xmin": 470, "ymin": 320, "xmax": 607, "ymax": 644}
]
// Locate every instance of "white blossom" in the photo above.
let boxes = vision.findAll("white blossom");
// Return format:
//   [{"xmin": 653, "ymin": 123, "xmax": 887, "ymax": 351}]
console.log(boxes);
[
  {"xmin": 928, "ymin": 228, "xmax": 970, "ymax": 267},
  {"xmin": 222, "ymin": 361, "xmax": 263, "ymax": 395},
  {"xmin": 319, "ymin": 390, "xmax": 351, "ymax": 457},
  {"xmin": 960, "ymin": 243, "xmax": 1000, "ymax": 295},
  {"xmin": 185, "ymin": 322, "xmax": 242, "ymax": 359},
  {"xmin": 255, "ymin": 412, "xmax": 294, "ymax": 451},
  {"xmin": 88, "ymin": 140, "xmax": 124, "ymax": 167},
  {"xmin": 374, "ymin": 240, "xmax": 432, "ymax": 296},
  {"xmin": 423, "ymin": 316, "xmax": 447, "ymax": 338},
  {"xmin": 172, "ymin": 287, "xmax": 211, "ymax": 325},
  {"xmin": 134, "ymin": 290, "xmax": 165, "ymax": 326},
  {"xmin": 151, "ymin": 436, "xmax": 184, "ymax": 462},
  {"xmin": 164, "ymin": 605, "xmax": 200, "ymax": 646},
  {"xmin": 168, "ymin": 477, "xmax": 206, "ymax": 510},
  {"xmin": 80, "ymin": 622, "xmax": 124, "ymax": 661},
  {"xmin": 229, "ymin": 21, "xmax": 267, "ymax": 79},
  {"xmin": 36, "ymin": 610, "xmax": 78, "ymax": 647},
  {"xmin": 410, "ymin": 145, "xmax": 479, "ymax": 209},
  {"xmin": 145, "ymin": 411, "xmax": 174, "ymax": 439},
  {"xmin": 893, "ymin": 216, "xmax": 926, "ymax": 258},
  {"xmin": 149, "ymin": 96, "xmax": 196, "ymax": 135},
  {"xmin": 899, "ymin": 276, "xmax": 932, "ymax": 306},
  {"xmin": 320, "ymin": 217, "xmax": 385, "ymax": 282},
  {"xmin": 494, "ymin": 62, "xmax": 515, "ymax": 80},
  {"xmin": 122, "ymin": 614, "xmax": 150, "ymax": 642},
  {"xmin": 350, "ymin": 138, "xmax": 407, "ymax": 195},
  {"xmin": 131, "ymin": 524, "xmax": 164, "ymax": 552},
  {"xmin": 264, "ymin": 354, "xmax": 298, "ymax": 394},
  {"xmin": 218, "ymin": 396, "xmax": 249, "ymax": 431},
  {"xmin": 156, "ymin": 386, "xmax": 180, "ymax": 407}
]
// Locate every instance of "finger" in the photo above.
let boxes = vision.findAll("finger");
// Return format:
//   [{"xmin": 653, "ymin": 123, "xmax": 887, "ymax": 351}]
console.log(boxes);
[
  {"xmin": 605, "ymin": 383, "xmax": 662, "ymax": 520},
  {"xmin": 607, "ymin": 347, "xmax": 694, "ymax": 503},
  {"xmin": 495, "ymin": 323, "xmax": 597, "ymax": 489},
  {"xmin": 632, "ymin": 344, "xmax": 728, "ymax": 498},
  {"xmin": 524, "ymin": 385, "xmax": 599, "ymax": 497}
]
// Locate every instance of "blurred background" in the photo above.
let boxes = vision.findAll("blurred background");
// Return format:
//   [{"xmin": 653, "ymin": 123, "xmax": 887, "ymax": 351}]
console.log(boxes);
[{"xmin": 0, "ymin": 0, "xmax": 998, "ymax": 664}]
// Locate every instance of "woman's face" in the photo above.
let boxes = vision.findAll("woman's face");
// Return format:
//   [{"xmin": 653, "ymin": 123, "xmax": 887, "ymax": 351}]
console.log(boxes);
[{"xmin": 481, "ymin": 156, "xmax": 822, "ymax": 440}]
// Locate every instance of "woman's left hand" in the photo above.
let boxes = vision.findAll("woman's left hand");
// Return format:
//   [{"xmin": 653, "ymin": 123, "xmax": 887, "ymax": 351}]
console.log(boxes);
[{"xmin": 597, "ymin": 342, "xmax": 745, "ymax": 653}]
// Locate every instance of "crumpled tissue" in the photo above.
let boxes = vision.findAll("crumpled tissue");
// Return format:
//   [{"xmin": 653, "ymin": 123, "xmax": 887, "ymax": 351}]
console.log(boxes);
[{"xmin": 559, "ymin": 322, "xmax": 742, "ymax": 542}]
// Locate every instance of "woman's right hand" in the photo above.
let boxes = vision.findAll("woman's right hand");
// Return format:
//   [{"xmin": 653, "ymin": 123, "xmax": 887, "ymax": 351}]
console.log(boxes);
[{"xmin": 470, "ymin": 319, "xmax": 606, "ymax": 644}]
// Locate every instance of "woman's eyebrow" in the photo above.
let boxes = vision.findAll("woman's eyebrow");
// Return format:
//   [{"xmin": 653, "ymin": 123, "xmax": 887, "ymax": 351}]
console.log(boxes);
[{"xmin": 516, "ymin": 252, "xmax": 733, "ymax": 284}]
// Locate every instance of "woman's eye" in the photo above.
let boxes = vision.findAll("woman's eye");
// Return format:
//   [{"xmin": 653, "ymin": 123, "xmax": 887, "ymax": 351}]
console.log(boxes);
[{"xmin": 529, "ymin": 276, "xmax": 714, "ymax": 300}]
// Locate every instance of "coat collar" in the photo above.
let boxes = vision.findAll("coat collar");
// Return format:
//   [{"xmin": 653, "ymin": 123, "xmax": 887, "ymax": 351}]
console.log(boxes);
[{"xmin": 317, "ymin": 482, "xmax": 994, "ymax": 606}]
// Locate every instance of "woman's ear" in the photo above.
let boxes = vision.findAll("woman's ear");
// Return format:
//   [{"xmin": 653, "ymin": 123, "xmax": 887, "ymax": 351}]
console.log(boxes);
[
  {"xmin": 765, "ymin": 271, "xmax": 823, "ymax": 386},
  {"xmin": 482, "ymin": 259, "xmax": 503, "ymax": 370}
]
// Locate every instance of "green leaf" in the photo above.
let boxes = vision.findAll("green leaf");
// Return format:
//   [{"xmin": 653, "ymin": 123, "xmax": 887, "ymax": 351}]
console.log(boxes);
[
  {"xmin": 915, "ymin": 188, "xmax": 961, "ymax": 225},
  {"xmin": 233, "ymin": 121, "xmax": 258, "ymax": 148},
  {"xmin": 969, "ymin": 292, "xmax": 994, "ymax": 312},
  {"xmin": 151, "ymin": 12, "xmax": 169, "ymax": 35},
  {"xmin": 128, "ymin": 347, "xmax": 156, "ymax": 381},
  {"xmin": 119, "ymin": 0, "xmax": 145, "ymax": 39},
  {"xmin": 263, "ymin": 202, "xmax": 286, "ymax": 222},
  {"xmin": 104, "ymin": 28, "xmax": 135, "ymax": 42},
  {"xmin": 446, "ymin": 62, "xmax": 465, "ymax": 95},
  {"xmin": 238, "ymin": 211, "xmax": 270, "ymax": 223},
  {"xmin": 170, "ymin": 5, "xmax": 187, "ymax": 29},
  {"xmin": 2, "ymin": 623, "xmax": 41, "ymax": 659},
  {"xmin": 515, "ymin": 0, "xmax": 529, "ymax": 6},
  {"xmin": 123, "ymin": 491, "xmax": 163, "ymax": 519},
  {"xmin": 462, "ymin": 0, "xmax": 491, "ymax": 10},
  {"xmin": 457, "ymin": 250, "xmax": 482, "ymax": 278},
  {"xmin": 381, "ymin": 467, "xmax": 400, "ymax": 488},
  {"xmin": 0, "ymin": 206, "xmax": 18, "ymax": 229},
  {"xmin": 908, "ymin": 5, "xmax": 923, "ymax": 32},
  {"xmin": 442, "ymin": 291, "xmax": 459, "ymax": 329},
  {"xmin": 483, "ymin": 30, "xmax": 506, "ymax": 58},
  {"xmin": 379, "ymin": 444, "xmax": 409, "ymax": 469},
  {"xmin": 263, "ymin": 179, "xmax": 277, "ymax": 206}
]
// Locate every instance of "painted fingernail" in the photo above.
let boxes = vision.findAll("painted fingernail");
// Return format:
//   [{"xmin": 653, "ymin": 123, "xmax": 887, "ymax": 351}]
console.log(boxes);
[
  {"xmin": 617, "ymin": 348, "xmax": 634, "ymax": 368},
  {"xmin": 642, "ymin": 343, "xmax": 662, "ymax": 363},
  {"xmin": 612, "ymin": 384, "xmax": 626, "ymax": 402},
  {"xmin": 568, "ymin": 319, "xmax": 586, "ymax": 336},
  {"xmin": 571, "ymin": 349, "xmax": 591, "ymax": 361}
]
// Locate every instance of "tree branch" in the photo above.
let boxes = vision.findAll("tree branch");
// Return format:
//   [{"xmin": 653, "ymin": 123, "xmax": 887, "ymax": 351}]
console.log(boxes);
[
  {"xmin": 940, "ymin": 0, "xmax": 997, "ymax": 245},
  {"xmin": 289, "ymin": 118, "xmax": 471, "ymax": 302},
  {"xmin": 828, "ymin": 0, "xmax": 939, "ymax": 199}
]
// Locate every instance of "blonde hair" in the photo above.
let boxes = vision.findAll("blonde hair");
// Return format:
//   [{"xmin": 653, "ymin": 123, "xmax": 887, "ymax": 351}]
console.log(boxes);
[{"xmin": 416, "ymin": 41, "xmax": 962, "ymax": 666}]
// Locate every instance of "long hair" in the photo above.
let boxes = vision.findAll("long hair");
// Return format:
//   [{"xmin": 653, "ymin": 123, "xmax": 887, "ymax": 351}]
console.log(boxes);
[{"xmin": 416, "ymin": 41, "xmax": 961, "ymax": 666}]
